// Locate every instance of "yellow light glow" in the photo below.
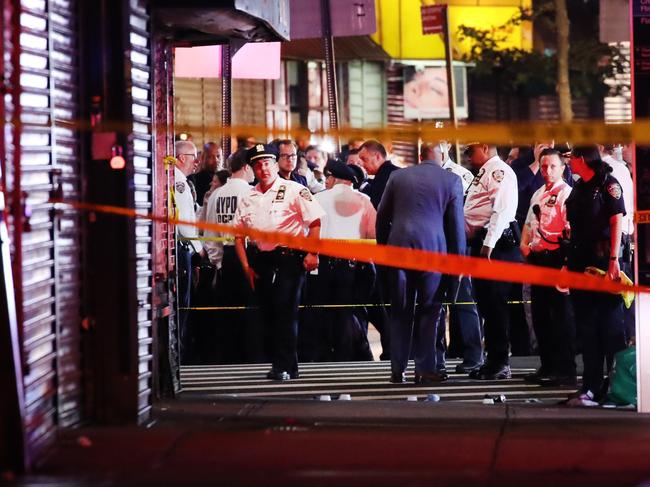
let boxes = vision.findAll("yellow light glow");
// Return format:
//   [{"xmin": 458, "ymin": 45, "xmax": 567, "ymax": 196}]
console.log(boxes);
[{"xmin": 372, "ymin": 0, "xmax": 532, "ymax": 60}]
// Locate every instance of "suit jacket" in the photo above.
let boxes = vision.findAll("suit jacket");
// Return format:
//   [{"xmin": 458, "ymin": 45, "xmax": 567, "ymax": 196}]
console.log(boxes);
[
  {"xmin": 376, "ymin": 161, "xmax": 466, "ymax": 258},
  {"xmin": 363, "ymin": 160, "xmax": 399, "ymax": 209}
]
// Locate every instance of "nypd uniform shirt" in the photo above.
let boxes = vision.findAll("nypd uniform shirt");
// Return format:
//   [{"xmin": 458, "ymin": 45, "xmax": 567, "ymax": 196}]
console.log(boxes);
[
  {"xmin": 233, "ymin": 176, "xmax": 326, "ymax": 251},
  {"xmin": 203, "ymin": 178, "xmax": 252, "ymax": 267},
  {"xmin": 174, "ymin": 166, "xmax": 202, "ymax": 253},
  {"xmin": 464, "ymin": 155, "xmax": 518, "ymax": 248},
  {"xmin": 603, "ymin": 154, "xmax": 634, "ymax": 236},
  {"xmin": 565, "ymin": 173, "xmax": 626, "ymax": 248},
  {"xmin": 524, "ymin": 179, "xmax": 572, "ymax": 252},
  {"xmin": 442, "ymin": 158, "xmax": 475, "ymax": 193},
  {"xmin": 314, "ymin": 184, "xmax": 376, "ymax": 240}
]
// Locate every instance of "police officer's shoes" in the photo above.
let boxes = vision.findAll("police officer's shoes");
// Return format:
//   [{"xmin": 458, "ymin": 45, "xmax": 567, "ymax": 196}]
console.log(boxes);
[
  {"xmin": 414, "ymin": 371, "xmax": 448, "ymax": 385},
  {"xmin": 266, "ymin": 369, "xmax": 299, "ymax": 381},
  {"xmin": 469, "ymin": 364, "xmax": 511, "ymax": 380},
  {"xmin": 390, "ymin": 372, "xmax": 407, "ymax": 384},
  {"xmin": 455, "ymin": 362, "xmax": 483, "ymax": 374}
]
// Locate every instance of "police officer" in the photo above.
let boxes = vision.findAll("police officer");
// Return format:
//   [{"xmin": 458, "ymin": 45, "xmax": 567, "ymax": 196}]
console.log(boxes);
[
  {"xmin": 520, "ymin": 149, "xmax": 576, "ymax": 386},
  {"xmin": 439, "ymin": 141, "xmax": 475, "ymax": 194},
  {"xmin": 464, "ymin": 142, "xmax": 520, "ymax": 380},
  {"xmin": 202, "ymin": 149, "xmax": 254, "ymax": 363},
  {"xmin": 377, "ymin": 146, "xmax": 465, "ymax": 384},
  {"xmin": 425, "ymin": 142, "xmax": 484, "ymax": 373},
  {"xmin": 174, "ymin": 140, "xmax": 201, "ymax": 364},
  {"xmin": 314, "ymin": 159, "xmax": 376, "ymax": 361},
  {"xmin": 233, "ymin": 144, "xmax": 325, "ymax": 380},
  {"xmin": 600, "ymin": 144, "xmax": 635, "ymax": 342},
  {"xmin": 565, "ymin": 145, "xmax": 626, "ymax": 406}
]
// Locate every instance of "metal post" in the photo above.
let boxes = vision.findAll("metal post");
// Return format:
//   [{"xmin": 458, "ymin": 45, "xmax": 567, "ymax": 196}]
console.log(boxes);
[
  {"xmin": 221, "ymin": 43, "xmax": 232, "ymax": 159},
  {"xmin": 442, "ymin": 5, "xmax": 456, "ymax": 126},
  {"xmin": 441, "ymin": 4, "xmax": 460, "ymax": 163},
  {"xmin": 321, "ymin": 0, "xmax": 340, "ymax": 153}
]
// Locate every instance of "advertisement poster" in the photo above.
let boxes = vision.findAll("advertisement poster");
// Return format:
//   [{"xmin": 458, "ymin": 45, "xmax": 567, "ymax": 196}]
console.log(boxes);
[{"xmin": 403, "ymin": 65, "xmax": 451, "ymax": 120}]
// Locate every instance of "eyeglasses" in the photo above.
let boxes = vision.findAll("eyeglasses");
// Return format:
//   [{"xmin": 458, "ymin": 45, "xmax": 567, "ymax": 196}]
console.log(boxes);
[
  {"xmin": 181, "ymin": 153, "xmax": 197, "ymax": 158},
  {"xmin": 279, "ymin": 154, "xmax": 297, "ymax": 160}
]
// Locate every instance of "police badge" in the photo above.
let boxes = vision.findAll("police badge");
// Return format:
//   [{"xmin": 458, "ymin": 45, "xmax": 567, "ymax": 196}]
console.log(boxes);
[
  {"xmin": 607, "ymin": 182, "xmax": 622, "ymax": 199},
  {"xmin": 492, "ymin": 169, "xmax": 505, "ymax": 183},
  {"xmin": 175, "ymin": 181, "xmax": 185, "ymax": 193},
  {"xmin": 299, "ymin": 188, "xmax": 312, "ymax": 201}
]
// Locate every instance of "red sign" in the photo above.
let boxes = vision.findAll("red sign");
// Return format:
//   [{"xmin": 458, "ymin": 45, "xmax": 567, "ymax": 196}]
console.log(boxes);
[{"xmin": 421, "ymin": 4, "xmax": 445, "ymax": 35}]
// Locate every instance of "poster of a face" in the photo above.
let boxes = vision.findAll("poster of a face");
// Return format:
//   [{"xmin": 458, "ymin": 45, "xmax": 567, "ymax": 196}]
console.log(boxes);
[{"xmin": 403, "ymin": 65, "xmax": 450, "ymax": 120}]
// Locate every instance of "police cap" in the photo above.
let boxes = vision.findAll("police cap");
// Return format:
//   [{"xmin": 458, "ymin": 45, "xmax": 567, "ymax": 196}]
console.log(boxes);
[
  {"xmin": 324, "ymin": 159, "xmax": 356, "ymax": 182},
  {"xmin": 247, "ymin": 143, "xmax": 278, "ymax": 165}
]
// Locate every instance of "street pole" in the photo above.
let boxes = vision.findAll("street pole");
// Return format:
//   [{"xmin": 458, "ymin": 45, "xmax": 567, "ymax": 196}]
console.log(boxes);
[
  {"xmin": 441, "ymin": 4, "xmax": 460, "ymax": 163},
  {"xmin": 221, "ymin": 43, "xmax": 232, "ymax": 159},
  {"xmin": 321, "ymin": 0, "xmax": 340, "ymax": 154}
]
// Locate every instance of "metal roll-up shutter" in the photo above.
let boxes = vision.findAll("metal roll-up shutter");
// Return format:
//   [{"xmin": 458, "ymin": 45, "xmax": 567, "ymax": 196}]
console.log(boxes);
[
  {"xmin": 386, "ymin": 63, "xmax": 416, "ymax": 166},
  {"xmin": 5, "ymin": 0, "xmax": 83, "ymax": 462},
  {"xmin": 50, "ymin": 0, "xmax": 82, "ymax": 429},
  {"xmin": 128, "ymin": 0, "xmax": 154, "ymax": 424}
]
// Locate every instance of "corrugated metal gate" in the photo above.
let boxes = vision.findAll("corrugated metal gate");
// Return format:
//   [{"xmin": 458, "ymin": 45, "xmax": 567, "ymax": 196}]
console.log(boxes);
[
  {"xmin": 4, "ymin": 0, "xmax": 83, "ymax": 462},
  {"xmin": 128, "ymin": 0, "xmax": 154, "ymax": 424}
]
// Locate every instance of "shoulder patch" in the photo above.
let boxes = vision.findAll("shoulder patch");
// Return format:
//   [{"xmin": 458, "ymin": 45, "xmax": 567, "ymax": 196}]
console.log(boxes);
[
  {"xmin": 175, "ymin": 181, "xmax": 185, "ymax": 193},
  {"xmin": 300, "ymin": 188, "xmax": 312, "ymax": 201},
  {"xmin": 492, "ymin": 169, "xmax": 505, "ymax": 183},
  {"xmin": 607, "ymin": 182, "xmax": 622, "ymax": 200}
]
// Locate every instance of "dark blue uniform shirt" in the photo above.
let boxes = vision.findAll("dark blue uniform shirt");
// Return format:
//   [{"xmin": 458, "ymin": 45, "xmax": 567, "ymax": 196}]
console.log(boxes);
[{"xmin": 565, "ymin": 172, "xmax": 626, "ymax": 271}]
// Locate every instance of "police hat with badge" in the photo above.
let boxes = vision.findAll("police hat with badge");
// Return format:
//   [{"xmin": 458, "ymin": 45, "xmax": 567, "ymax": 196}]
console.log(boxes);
[
  {"xmin": 247, "ymin": 143, "xmax": 278, "ymax": 166},
  {"xmin": 324, "ymin": 159, "xmax": 357, "ymax": 184}
]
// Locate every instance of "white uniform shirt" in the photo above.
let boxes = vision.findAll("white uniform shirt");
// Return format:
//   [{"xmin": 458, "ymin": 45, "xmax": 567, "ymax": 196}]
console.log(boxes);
[
  {"xmin": 174, "ymin": 166, "xmax": 202, "ymax": 253},
  {"xmin": 524, "ymin": 179, "xmax": 572, "ymax": 252},
  {"xmin": 603, "ymin": 154, "xmax": 634, "ymax": 236},
  {"xmin": 464, "ymin": 155, "xmax": 518, "ymax": 248},
  {"xmin": 203, "ymin": 178, "xmax": 252, "ymax": 268},
  {"xmin": 233, "ymin": 176, "xmax": 326, "ymax": 251},
  {"xmin": 442, "ymin": 158, "xmax": 475, "ymax": 193},
  {"xmin": 314, "ymin": 184, "xmax": 376, "ymax": 240}
]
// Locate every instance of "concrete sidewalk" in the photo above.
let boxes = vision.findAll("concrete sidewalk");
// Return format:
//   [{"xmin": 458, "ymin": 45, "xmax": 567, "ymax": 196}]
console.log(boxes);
[{"xmin": 13, "ymin": 398, "xmax": 650, "ymax": 486}]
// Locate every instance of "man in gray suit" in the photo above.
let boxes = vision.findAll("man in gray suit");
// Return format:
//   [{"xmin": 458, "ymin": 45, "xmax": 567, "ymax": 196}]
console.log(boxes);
[{"xmin": 377, "ymin": 144, "xmax": 466, "ymax": 384}]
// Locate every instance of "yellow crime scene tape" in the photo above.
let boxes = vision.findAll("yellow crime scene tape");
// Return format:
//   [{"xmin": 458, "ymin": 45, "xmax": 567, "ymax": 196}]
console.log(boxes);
[
  {"xmin": 172, "ymin": 119, "xmax": 650, "ymax": 145},
  {"xmin": 51, "ymin": 199, "xmax": 647, "ymax": 298}
]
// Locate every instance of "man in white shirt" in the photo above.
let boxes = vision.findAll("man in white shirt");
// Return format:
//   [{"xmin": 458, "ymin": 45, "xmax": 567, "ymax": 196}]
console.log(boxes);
[
  {"xmin": 520, "ymin": 149, "xmax": 576, "ymax": 386},
  {"xmin": 233, "ymin": 144, "xmax": 325, "ymax": 380},
  {"xmin": 464, "ymin": 142, "xmax": 520, "ymax": 380},
  {"xmin": 174, "ymin": 140, "xmax": 200, "ymax": 363},
  {"xmin": 202, "ymin": 150, "xmax": 254, "ymax": 363},
  {"xmin": 313, "ymin": 160, "xmax": 376, "ymax": 361}
]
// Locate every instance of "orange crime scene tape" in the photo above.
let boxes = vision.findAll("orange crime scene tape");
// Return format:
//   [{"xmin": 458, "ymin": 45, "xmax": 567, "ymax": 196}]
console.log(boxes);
[{"xmin": 52, "ymin": 199, "xmax": 647, "ymax": 297}]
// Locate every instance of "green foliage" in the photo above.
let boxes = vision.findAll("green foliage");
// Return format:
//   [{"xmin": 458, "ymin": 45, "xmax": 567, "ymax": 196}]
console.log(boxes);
[{"xmin": 457, "ymin": 7, "xmax": 626, "ymax": 99}]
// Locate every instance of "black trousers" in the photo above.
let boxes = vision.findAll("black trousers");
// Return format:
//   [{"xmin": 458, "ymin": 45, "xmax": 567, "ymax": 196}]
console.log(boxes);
[
  {"xmin": 528, "ymin": 250, "xmax": 576, "ymax": 377},
  {"xmin": 216, "ymin": 246, "xmax": 255, "ymax": 364},
  {"xmin": 571, "ymin": 290, "xmax": 625, "ymax": 395},
  {"xmin": 470, "ymin": 236, "xmax": 522, "ymax": 366},
  {"xmin": 177, "ymin": 242, "xmax": 193, "ymax": 364},
  {"xmin": 365, "ymin": 265, "xmax": 391, "ymax": 360},
  {"xmin": 317, "ymin": 257, "xmax": 373, "ymax": 361},
  {"xmin": 248, "ymin": 247, "xmax": 305, "ymax": 374}
]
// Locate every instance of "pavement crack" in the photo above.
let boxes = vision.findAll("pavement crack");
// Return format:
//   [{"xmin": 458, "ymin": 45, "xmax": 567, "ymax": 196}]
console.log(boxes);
[{"xmin": 488, "ymin": 404, "xmax": 511, "ymax": 478}]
